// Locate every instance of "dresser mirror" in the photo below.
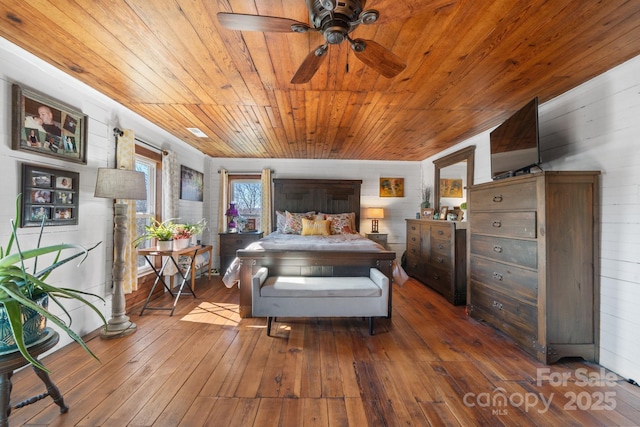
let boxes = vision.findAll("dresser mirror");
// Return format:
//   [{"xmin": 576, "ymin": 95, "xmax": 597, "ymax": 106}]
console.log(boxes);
[{"xmin": 433, "ymin": 146, "xmax": 475, "ymax": 215}]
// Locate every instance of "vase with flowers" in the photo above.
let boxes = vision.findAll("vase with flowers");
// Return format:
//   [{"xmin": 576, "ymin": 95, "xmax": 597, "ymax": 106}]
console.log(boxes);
[
  {"xmin": 172, "ymin": 224, "xmax": 192, "ymax": 251},
  {"xmin": 226, "ymin": 203, "xmax": 239, "ymax": 233}
]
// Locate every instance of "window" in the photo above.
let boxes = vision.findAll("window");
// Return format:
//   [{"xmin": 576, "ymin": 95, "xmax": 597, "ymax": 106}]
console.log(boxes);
[
  {"xmin": 134, "ymin": 147, "xmax": 161, "ymax": 274},
  {"xmin": 229, "ymin": 175, "xmax": 262, "ymax": 232}
]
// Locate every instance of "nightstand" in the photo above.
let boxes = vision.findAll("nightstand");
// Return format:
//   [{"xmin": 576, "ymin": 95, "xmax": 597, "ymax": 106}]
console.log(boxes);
[
  {"xmin": 366, "ymin": 233, "xmax": 388, "ymax": 249},
  {"xmin": 219, "ymin": 232, "xmax": 263, "ymax": 273}
]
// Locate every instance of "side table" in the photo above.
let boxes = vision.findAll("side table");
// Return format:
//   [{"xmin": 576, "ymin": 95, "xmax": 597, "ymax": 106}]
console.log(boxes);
[
  {"xmin": 138, "ymin": 245, "xmax": 206, "ymax": 316},
  {"xmin": 0, "ymin": 329, "xmax": 68, "ymax": 426},
  {"xmin": 366, "ymin": 233, "xmax": 388, "ymax": 250},
  {"xmin": 219, "ymin": 232, "xmax": 263, "ymax": 273}
]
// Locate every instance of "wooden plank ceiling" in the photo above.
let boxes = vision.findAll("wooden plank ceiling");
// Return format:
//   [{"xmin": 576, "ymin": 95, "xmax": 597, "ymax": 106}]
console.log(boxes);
[{"xmin": 1, "ymin": 0, "xmax": 640, "ymax": 161}]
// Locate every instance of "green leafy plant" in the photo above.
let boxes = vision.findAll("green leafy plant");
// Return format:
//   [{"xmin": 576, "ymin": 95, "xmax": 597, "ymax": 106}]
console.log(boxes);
[
  {"xmin": 132, "ymin": 218, "xmax": 177, "ymax": 246},
  {"xmin": 460, "ymin": 202, "xmax": 467, "ymax": 210},
  {"xmin": 184, "ymin": 219, "xmax": 207, "ymax": 237},
  {"xmin": 1, "ymin": 195, "xmax": 107, "ymax": 371}
]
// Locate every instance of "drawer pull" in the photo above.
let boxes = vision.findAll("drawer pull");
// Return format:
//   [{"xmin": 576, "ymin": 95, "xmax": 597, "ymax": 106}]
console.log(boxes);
[
  {"xmin": 492, "ymin": 220, "xmax": 502, "ymax": 228},
  {"xmin": 493, "ymin": 245, "xmax": 503, "ymax": 253},
  {"xmin": 432, "ymin": 273, "xmax": 440, "ymax": 280},
  {"xmin": 493, "ymin": 272, "xmax": 503, "ymax": 281},
  {"xmin": 411, "ymin": 237, "xmax": 417, "ymax": 242},
  {"xmin": 437, "ymin": 229, "xmax": 444, "ymax": 235},
  {"xmin": 438, "ymin": 243, "xmax": 444, "ymax": 250},
  {"xmin": 492, "ymin": 300, "xmax": 504, "ymax": 310},
  {"xmin": 436, "ymin": 256, "xmax": 444, "ymax": 263},
  {"xmin": 493, "ymin": 195, "xmax": 503, "ymax": 203}
]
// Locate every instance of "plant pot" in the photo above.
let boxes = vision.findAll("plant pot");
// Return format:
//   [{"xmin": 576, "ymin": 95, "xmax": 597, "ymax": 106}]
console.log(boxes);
[
  {"xmin": 157, "ymin": 240, "xmax": 173, "ymax": 251},
  {"xmin": 0, "ymin": 294, "xmax": 48, "ymax": 355},
  {"xmin": 173, "ymin": 238, "xmax": 190, "ymax": 251}
]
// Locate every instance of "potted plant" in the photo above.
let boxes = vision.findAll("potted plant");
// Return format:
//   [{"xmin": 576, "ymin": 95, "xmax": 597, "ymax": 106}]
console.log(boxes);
[
  {"xmin": 133, "ymin": 218, "xmax": 176, "ymax": 250},
  {"xmin": 421, "ymin": 185, "xmax": 432, "ymax": 208},
  {"xmin": 1, "ymin": 195, "xmax": 107, "ymax": 371},
  {"xmin": 171, "ymin": 224, "xmax": 192, "ymax": 250},
  {"xmin": 184, "ymin": 219, "xmax": 207, "ymax": 245}
]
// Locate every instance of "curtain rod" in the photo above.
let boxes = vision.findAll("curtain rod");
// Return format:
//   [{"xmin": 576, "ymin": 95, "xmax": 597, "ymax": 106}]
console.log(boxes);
[
  {"xmin": 218, "ymin": 169, "xmax": 273, "ymax": 174},
  {"xmin": 113, "ymin": 128, "xmax": 167, "ymax": 155}
]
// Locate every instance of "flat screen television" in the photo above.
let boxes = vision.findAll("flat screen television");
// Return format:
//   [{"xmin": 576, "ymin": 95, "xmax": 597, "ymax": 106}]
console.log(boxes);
[{"xmin": 490, "ymin": 97, "xmax": 540, "ymax": 180}]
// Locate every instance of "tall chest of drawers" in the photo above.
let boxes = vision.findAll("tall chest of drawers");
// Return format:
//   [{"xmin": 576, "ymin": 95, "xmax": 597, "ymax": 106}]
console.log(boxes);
[
  {"xmin": 405, "ymin": 219, "xmax": 467, "ymax": 305},
  {"xmin": 468, "ymin": 171, "xmax": 600, "ymax": 364}
]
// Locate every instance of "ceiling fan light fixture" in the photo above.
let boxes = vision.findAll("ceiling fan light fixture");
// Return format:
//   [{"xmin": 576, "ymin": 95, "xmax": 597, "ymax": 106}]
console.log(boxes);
[{"xmin": 359, "ymin": 10, "xmax": 379, "ymax": 25}]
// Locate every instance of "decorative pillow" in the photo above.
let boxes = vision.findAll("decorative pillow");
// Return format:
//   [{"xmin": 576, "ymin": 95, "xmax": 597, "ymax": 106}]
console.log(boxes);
[
  {"xmin": 327, "ymin": 213, "xmax": 355, "ymax": 234},
  {"xmin": 301, "ymin": 218, "xmax": 331, "ymax": 236},
  {"xmin": 283, "ymin": 211, "xmax": 314, "ymax": 234},
  {"xmin": 275, "ymin": 210, "xmax": 286, "ymax": 232},
  {"xmin": 313, "ymin": 213, "xmax": 327, "ymax": 220}
]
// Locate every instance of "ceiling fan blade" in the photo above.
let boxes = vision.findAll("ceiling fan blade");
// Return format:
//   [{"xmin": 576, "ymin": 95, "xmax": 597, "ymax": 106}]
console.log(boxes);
[
  {"xmin": 350, "ymin": 39, "xmax": 407, "ymax": 78},
  {"xmin": 291, "ymin": 46, "xmax": 328, "ymax": 84},
  {"xmin": 218, "ymin": 13, "xmax": 310, "ymax": 33}
]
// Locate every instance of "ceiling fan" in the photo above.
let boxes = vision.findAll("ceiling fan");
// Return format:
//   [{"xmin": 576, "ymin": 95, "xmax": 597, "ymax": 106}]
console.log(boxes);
[{"xmin": 218, "ymin": 0, "xmax": 407, "ymax": 84}]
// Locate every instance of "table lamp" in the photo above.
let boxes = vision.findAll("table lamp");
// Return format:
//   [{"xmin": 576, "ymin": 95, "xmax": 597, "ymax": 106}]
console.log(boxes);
[
  {"xmin": 94, "ymin": 167, "xmax": 147, "ymax": 339},
  {"xmin": 226, "ymin": 202, "xmax": 239, "ymax": 233},
  {"xmin": 365, "ymin": 207, "xmax": 384, "ymax": 233}
]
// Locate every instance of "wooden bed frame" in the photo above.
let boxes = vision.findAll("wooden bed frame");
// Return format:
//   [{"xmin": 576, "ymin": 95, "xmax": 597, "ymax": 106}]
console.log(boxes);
[{"xmin": 236, "ymin": 178, "xmax": 396, "ymax": 318}]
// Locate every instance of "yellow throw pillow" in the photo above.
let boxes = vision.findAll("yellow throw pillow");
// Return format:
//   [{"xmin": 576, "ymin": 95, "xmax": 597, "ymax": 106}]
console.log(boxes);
[{"xmin": 301, "ymin": 218, "xmax": 331, "ymax": 236}]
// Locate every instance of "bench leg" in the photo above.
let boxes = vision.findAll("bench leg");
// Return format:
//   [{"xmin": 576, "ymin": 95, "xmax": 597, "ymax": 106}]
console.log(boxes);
[
  {"xmin": 267, "ymin": 317, "xmax": 272, "ymax": 336},
  {"xmin": 369, "ymin": 317, "xmax": 374, "ymax": 335}
]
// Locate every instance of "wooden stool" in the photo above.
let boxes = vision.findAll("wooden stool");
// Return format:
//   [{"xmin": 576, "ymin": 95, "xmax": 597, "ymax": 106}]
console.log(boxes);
[{"xmin": 0, "ymin": 329, "xmax": 68, "ymax": 426}]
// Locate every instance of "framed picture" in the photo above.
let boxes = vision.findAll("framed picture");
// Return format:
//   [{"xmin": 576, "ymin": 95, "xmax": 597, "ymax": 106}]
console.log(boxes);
[
  {"xmin": 440, "ymin": 178, "xmax": 463, "ymax": 198},
  {"xmin": 21, "ymin": 163, "xmax": 79, "ymax": 227},
  {"xmin": 180, "ymin": 165, "xmax": 204, "ymax": 201},
  {"xmin": 244, "ymin": 218, "xmax": 256, "ymax": 232},
  {"xmin": 439, "ymin": 206, "xmax": 449, "ymax": 220},
  {"xmin": 380, "ymin": 177, "xmax": 404, "ymax": 197},
  {"xmin": 421, "ymin": 208, "xmax": 435, "ymax": 219},
  {"xmin": 12, "ymin": 84, "xmax": 88, "ymax": 164}
]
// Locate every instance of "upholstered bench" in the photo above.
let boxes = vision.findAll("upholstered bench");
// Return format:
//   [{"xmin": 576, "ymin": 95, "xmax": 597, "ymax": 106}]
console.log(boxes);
[{"xmin": 251, "ymin": 267, "xmax": 389, "ymax": 336}]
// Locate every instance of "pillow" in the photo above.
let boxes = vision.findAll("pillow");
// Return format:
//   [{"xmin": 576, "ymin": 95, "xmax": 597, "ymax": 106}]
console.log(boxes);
[
  {"xmin": 327, "ymin": 213, "xmax": 356, "ymax": 235},
  {"xmin": 301, "ymin": 218, "xmax": 331, "ymax": 236},
  {"xmin": 275, "ymin": 210, "xmax": 286, "ymax": 232},
  {"xmin": 283, "ymin": 211, "xmax": 314, "ymax": 234},
  {"xmin": 277, "ymin": 210, "xmax": 313, "ymax": 233}
]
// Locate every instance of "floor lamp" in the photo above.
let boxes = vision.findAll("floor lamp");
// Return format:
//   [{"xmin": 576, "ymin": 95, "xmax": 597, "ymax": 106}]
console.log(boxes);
[{"xmin": 94, "ymin": 168, "xmax": 147, "ymax": 339}]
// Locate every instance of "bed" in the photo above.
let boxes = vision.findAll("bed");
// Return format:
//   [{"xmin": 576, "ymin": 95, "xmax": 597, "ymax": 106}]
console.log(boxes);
[{"xmin": 222, "ymin": 178, "xmax": 406, "ymax": 318}]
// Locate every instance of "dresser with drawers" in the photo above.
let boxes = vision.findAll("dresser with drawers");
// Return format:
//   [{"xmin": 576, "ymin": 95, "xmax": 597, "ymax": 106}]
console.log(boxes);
[
  {"xmin": 405, "ymin": 219, "xmax": 467, "ymax": 305},
  {"xmin": 219, "ymin": 232, "xmax": 263, "ymax": 273},
  {"xmin": 468, "ymin": 171, "xmax": 600, "ymax": 364}
]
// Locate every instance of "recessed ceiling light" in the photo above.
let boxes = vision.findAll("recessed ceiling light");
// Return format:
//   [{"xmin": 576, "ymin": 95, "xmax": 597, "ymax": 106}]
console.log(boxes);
[{"xmin": 186, "ymin": 127, "xmax": 208, "ymax": 138}]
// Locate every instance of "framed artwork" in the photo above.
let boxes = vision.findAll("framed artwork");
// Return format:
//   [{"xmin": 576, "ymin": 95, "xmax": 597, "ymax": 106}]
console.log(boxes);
[
  {"xmin": 244, "ymin": 218, "xmax": 256, "ymax": 232},
  {"xmin": 439, "ymin": 206, "xmax": 449, "ymax": 220},
  {"xmin": 180, "ymin": 165, "xmax": 204, "ymax": 201},
  {"xmin": 440, "ymin": 178, "xmax": 463, "ymax": 198},
  {"xmin": 379, "ymin": 178, "xmax": 404, "ymax": 197},
  {"xmin": 12, "ymin": 84, "xmax": 88, "ymax": 164},
  {"xmin": 21, "ymin": 163, "xmax": 79, "ymax": 227},
  {"xmin": 421, "ymin": 208, "xmax": 435, "ymax": 219}
]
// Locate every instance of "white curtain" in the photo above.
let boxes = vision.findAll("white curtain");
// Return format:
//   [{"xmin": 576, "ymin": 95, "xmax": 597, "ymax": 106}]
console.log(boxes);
[
  {"xmin": 162, "ymin": 150, "xmax": 179, "ymax": 276},
  {"xmin": 162, "ymin": 150, "xmax": 179, "ymax": 221},
  {"xmin": 116, "ymin": 129, "xmax": 138, "ymax": 292},
  {"xmin": 261, "ymin": 168, "xmax": 272, "ymax": 235},
  {"xmin": 218, "ymin": 169, "xmax": 229, "ymax": 232}
]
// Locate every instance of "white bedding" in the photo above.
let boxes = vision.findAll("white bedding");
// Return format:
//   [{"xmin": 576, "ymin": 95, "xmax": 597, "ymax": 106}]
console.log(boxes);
[{"xmin": 222, "ymin": 232, "xmax": 408, "ymax": 287}]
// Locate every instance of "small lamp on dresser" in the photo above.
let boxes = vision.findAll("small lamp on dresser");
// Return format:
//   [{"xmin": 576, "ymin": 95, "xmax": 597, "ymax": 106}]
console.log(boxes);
[{"xmin": 365, "ymin": 207, "xmax": 384, "ymax": 233}]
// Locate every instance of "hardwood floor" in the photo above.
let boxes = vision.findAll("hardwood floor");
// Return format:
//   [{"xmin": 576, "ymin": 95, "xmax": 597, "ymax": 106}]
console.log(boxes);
[{"xmin": 8, "ymin": 275, "xmax": 640, "ymax": 426}]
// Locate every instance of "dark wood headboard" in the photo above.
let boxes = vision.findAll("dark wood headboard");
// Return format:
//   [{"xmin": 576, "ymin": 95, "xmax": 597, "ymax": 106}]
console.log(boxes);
[{"xmin": 272, "ymin": 179, "xmax": 363, "ymax": 232}]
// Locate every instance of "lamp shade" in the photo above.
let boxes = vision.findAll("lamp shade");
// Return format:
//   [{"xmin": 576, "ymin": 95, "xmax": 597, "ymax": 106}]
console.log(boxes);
[
  {"xmin": 365, "ymin": 207, "xmax": 385, "ymax": 219},
  {"xmin": 94, "ymin": 168, "xmax": 147, "ymax": 200}
]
